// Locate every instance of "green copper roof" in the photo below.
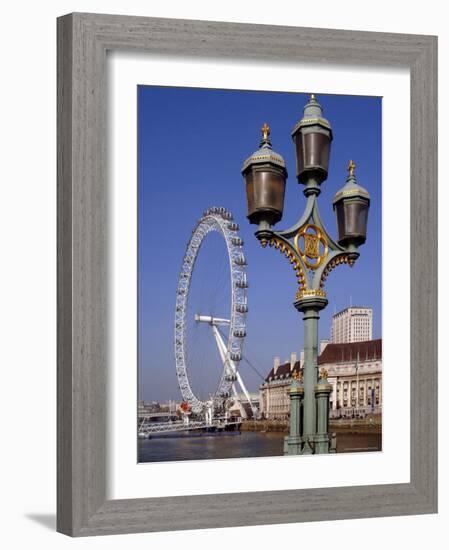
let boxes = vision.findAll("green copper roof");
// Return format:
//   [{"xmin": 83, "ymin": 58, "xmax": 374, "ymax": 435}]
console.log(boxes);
[
  {"xmin": 333, "ymin": 161, "xmax": 370, "ymax": 204},
  {"xmin": 291, "ymin": 94, "xmax": 333, "ymax": 138},
  {"xmin": 242, "ymin": 123, "xmax": 286, "ymax": 173}
]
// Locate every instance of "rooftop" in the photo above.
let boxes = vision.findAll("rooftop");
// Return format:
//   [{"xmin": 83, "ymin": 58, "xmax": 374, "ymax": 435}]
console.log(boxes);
[
  {"xmin": 318, "ymin": 339, "xmax": 382, "ymax": 364},
  {"xmin": 332, "ymin": 306, "xmax": 373, "ymax": 317},
  {"xmin": 264, "ymin": 361, "xmax": 301, "ymax": 383}
]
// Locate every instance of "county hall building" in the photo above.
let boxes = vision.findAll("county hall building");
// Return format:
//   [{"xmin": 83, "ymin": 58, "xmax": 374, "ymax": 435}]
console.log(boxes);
[{"xmin": 259, "ymin": 339, "xmax": 382, "ymax": 420}]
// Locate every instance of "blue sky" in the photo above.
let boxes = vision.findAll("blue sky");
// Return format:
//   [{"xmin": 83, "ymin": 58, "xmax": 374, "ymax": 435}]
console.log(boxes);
[{"xmin": 138, "ymin": 86, "xmax": 382, "ymax": 403}]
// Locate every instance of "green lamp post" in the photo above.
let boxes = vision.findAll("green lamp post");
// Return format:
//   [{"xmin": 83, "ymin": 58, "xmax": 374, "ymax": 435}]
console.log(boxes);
[
  {"xmin": 242, "ymin": 94, "xmax": 370, "ymax": 455},
  {"xmin": 283, "ymin": 370, "xmax": 304, "ymax": 455}
]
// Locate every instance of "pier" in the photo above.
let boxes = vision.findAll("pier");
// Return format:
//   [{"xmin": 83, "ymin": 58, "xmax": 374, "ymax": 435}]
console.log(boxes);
[{"xmin": 138, "ymin": 416, "xmax": 242, "ymax": 438}]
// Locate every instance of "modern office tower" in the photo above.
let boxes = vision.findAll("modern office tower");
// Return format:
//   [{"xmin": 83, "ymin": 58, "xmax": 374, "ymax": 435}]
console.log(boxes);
[{"xmin": 331, "ymin": 307, "xmax": 373, "ymax": 343}]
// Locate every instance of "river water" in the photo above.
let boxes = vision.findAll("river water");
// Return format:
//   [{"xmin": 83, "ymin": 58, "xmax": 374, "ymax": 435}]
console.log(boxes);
[{"xmin": 138, "ymin": 431, "xmax": 381, "ymax": 463}]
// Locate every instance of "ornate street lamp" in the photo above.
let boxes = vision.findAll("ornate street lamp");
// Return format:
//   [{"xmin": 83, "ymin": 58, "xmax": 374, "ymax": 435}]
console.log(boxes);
[
  {"xmin": 242, "ymin": 94, "xmax": 370, "ymax": 455},
  {"xmin": 291, "ymin": 94, "xmax": 332, "ymax": 191},
  {"xmin": 242, "ymin": 122, "xmax": 288, "ymax": 228},
  {"xmin": 333, "ymin": 159, "xmax": 370, "ymax": 248}
]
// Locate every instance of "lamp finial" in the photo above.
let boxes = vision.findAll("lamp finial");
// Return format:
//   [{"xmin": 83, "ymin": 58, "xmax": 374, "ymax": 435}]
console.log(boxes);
[
  {"xmin": 261, "ymin": 122, "xmax": 270, "ymax": 141},
  {"xmin": 348, "ymin": 159, "xmax": 356, "ymax": 177}
]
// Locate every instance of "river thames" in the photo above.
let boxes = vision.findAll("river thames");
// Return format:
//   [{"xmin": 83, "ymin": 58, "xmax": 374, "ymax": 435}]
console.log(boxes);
[{"xmin": 138, "ymin": 431, "xmax": 381, "ymax": 463}]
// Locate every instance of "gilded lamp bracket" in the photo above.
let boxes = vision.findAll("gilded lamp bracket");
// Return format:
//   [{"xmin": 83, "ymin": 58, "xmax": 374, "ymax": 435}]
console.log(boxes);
[{"xmin": 256, "ymin": 194, "xmax": 359, "ymax": 300}]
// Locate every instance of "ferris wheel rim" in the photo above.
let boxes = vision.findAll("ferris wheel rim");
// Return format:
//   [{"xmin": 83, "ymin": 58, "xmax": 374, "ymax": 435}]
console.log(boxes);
[{"xmin": 174, "ymin": 207, "xmax": 248, "ymax": 414}]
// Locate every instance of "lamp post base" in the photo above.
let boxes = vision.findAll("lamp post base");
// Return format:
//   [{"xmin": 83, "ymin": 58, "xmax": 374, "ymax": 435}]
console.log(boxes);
[
  {"xmin": 283, "ymin": 433, "xmax": 334, "ymax": 455},
  {"xmin": 314, "ymin": 433, "xmax": 331, "ymax": 454},
  {"xmin": 283, "ymin": 435, "xmax": 302, "ymax": 455}
]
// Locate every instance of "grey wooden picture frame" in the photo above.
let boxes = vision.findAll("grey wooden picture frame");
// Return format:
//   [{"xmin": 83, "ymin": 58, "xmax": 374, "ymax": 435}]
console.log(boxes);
[{"xmin": 57, "ymin": 12, "xmax": 438, "ymax": 537}]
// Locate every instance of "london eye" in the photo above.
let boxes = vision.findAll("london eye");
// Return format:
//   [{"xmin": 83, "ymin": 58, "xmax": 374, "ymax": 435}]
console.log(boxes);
[{"xmin": 174, "ymin": 207, "xmax": 257, "ymax": 418}]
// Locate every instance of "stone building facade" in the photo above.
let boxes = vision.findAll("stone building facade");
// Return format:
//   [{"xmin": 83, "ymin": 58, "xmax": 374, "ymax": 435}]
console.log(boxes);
[
  {"xmin": 259, "ymin": 355, "xmax": 301, "ymax": 420},
  {"xmin": 259, "ymin": 339, "xmax": 382, "ymax": 420},
  {"xmin": 318, "ymin": 339, "xmax": 382, "ymax": 418}
]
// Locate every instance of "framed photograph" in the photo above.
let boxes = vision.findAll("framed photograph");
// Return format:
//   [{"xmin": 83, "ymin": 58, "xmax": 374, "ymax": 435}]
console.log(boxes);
[
  {"xmin": 57, "ymin": 13, "xmax": 437, "ymax": 536},
  {"xmin": 136, "ymin": 86, "xmax": 383, "ymax": 464}
]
